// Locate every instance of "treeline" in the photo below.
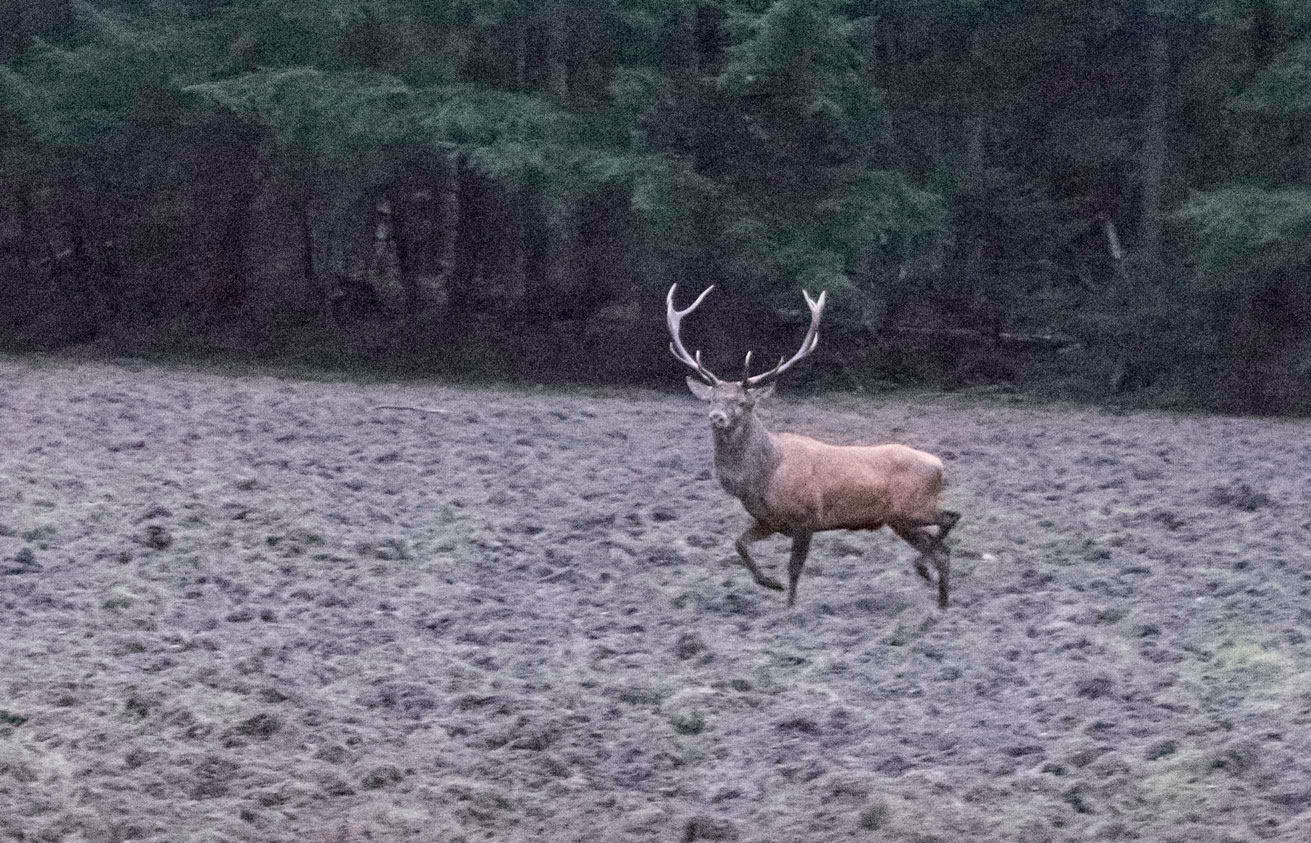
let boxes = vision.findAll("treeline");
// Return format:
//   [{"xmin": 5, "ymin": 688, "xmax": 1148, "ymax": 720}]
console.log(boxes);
[{"xmin": 2, "ymin": 1, "xmax": 1310, "ymax": 411}]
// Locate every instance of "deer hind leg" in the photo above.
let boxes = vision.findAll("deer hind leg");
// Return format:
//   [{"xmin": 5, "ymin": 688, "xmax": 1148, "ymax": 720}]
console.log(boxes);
[
  {"xmin": 928, "ymin": 511, "xmax": 957, "ymax": 608},
  {"xmin": 735, "ymin": 521, "xmax": 783, "ymax": 592},
  {"xmin": 891, "ymin": 523, "xmax": 948, "ymax": 606},
  {"xmin": 935, "ymin": 510, "xmax": 961, "ymax": 545},
  {"xmin": 904, "ymin": 509, "xmax": 960, "ymax": 554},
  {"xmin": 786, "ymin": 532, "xmax": 813, "ymax": 608},
  {"xmin": 932, "ymin": 544, "xmax": 950, "ymax": 609}
]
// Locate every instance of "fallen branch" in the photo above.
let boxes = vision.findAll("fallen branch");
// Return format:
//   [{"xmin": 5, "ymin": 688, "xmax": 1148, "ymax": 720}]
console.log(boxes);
[
  {"xmin": 883, "ymin": 324, "xmax": 1081, "ymax": 351},
  {"xmin": 373, "ymin": 404, "xmax": 450, "ymax": 415}
]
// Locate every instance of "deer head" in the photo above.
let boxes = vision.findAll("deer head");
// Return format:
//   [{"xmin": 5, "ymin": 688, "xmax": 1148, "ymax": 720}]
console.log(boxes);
[{"xmin": 667, "ymin": 284, "xmax": 826, "ymax": 435}]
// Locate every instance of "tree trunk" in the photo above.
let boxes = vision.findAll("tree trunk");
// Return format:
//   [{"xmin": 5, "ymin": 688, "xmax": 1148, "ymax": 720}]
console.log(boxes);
[
  {"xmin": 434, "ymin": 151, "xmax": 460, "ymax": 309},
  {"xmin": 447, "ymin": 162, "xmax": 483, "ymax": 316},
  {"xmin": 952, "ymin": 28, "xmax": 990, "ymax": 306},
  {"xmin": 0, "ymin": 0, "xmax": 24, "ymax": 62},
  {"xmin": 546, "ymin": 12, "xmax": 569, "ymax": 101},
  {"xmin": 1247, "ymin": 0, "xmax": 1275, "ymax": 83},
  {"xmin": 65, "ymin": 190, "xmax": 108, "ymax": 330},
  {"xmin": 390, "ymin": 194, "xmax": 418, "ymax": 316},
  {"xmin": 514, "ymin": 14, "xmax": 527, "ymax": 90},
  {"xmin": 1102, "ymin": 216, "xmax": 1137, "ymax": 393},
  {"xmin": 869, "ymin": 17, "xmax": 895, "ymax": 157},
  {"xmin": 667, "ymin": 4, "xmax": 698, "ymax": 78},
  {"xmin": 508, "ymin": 187, "xmax": 529, "ymax": 303},
  {"xmin": 871, "ymin": 14, "xmax": 896, "ymax": 83},
  {"xmin": 370, "ymin": 192, "xmax": 418, "ymax": 316},
  {"xmin": 963, "ymin": 28, "xmax": 987, "ymax": 188},
  {"xmin": 218, "ymin": 176, "xmax": 257, "ymax": 312},
  {"xmin": 519, "ymin": 179, "xmax": 551, "ymax": 311},
  {"xmin": 14, "ymin": 186, "xmax": 43, "ymax": 292},
  {"xmin": 369, "ymin": 198, "xmax": 397, "ymax": 294},
  {"xmin": 294, "ymin": 190, "xmax": 318, "ymax": 311},
  {"xmin": 928, "ymin": 29, "xmax": 945, "ymax": 167},
  {"xmin": 1138, "ymin": 20, "xmax": 1170, "ymax": 270}
]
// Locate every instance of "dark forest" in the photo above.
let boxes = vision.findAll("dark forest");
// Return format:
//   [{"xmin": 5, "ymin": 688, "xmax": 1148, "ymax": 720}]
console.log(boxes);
[{"xmin": 3, "ymin": 1, "xmax": 1310, "ymax": 411}]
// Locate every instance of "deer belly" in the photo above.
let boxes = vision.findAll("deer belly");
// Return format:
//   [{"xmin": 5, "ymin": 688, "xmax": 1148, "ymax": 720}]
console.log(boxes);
[
  {"xmin": 839, "ymin": 521, "xmax": 885, "ymax": 532},
  {"xmin": 815, "ymin": 485, "xmax": 892, "ymax": 530}
]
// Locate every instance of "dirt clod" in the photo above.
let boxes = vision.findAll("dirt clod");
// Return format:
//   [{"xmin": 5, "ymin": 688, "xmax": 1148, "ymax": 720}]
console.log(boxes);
[
  {"xmin": 683, "ymin": 815, "xmax": 738, "ymax": 842},
  {"xmin": 235, "ymin": 713, "xmax": 282, "ymax": 739},
  {"xmin": 361, "ymin": 765, "xmax": 403, "ymax": 790},
  {"xmin": 1208, "ymin": 482, "xmax": 1274, "ymax": 511},
  {"xmin": 140, "ymin": 525, "xmax": 172, "ymax": 550},
  {"xmin": 673, "ymin": 632, "xmax": 707, "ymax": 660},
  {"xmin": 1074, "ymin": 674, "xmax": 1115, "ymax": 699}
]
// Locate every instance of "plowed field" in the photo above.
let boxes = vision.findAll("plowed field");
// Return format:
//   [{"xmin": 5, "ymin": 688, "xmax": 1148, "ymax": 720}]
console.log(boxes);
[{"xmin": 2, "ymin": 357, "xmax": 1310, "ymax": 842}]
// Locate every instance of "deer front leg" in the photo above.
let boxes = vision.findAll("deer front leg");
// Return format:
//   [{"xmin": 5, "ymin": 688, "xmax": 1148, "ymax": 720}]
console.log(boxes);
[
  {"xmin": 735, "ymin": 521, "xmax": 783, "ymax": 592},
  {"xmin": 786, "ymin": 532, "xmax": 813, "ymax": 607}
]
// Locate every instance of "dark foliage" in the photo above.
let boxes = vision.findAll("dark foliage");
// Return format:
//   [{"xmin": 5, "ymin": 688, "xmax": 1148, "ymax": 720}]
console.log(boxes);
[{"xmin": 2, "ymin": 0, "xmax": 1310, "ymax": 409}]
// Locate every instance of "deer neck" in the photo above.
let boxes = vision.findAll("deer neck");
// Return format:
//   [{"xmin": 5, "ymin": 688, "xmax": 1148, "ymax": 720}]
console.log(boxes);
[{"xmin": 711, "ymin": 410, "xmax": 781, "ymax": 506}]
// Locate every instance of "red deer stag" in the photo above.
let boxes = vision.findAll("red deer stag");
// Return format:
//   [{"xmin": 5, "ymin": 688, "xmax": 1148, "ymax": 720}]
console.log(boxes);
[{"xmin": 668, "ymin": 284, "xmax": 960, "ymax": 608}]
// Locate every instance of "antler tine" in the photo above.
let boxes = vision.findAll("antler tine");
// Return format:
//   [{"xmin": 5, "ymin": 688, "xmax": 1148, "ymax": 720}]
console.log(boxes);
[
  {"xmin": 742, "ymin": 350, "xmax": 753, "ymax": 383},
  {"xmin": 666, "ymin": 284, "xmax": 722, "ymax": 385},
  {"xmin": 743, "ymin": 288, "xmax": 827, "ymax": 388}
]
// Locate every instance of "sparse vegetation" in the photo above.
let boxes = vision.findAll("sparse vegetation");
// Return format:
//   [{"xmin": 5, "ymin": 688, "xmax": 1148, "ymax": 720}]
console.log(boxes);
[
  {"xmin": 1208, "ymin": 482, "xmax": 1275, "ymax": 512},
  {"xmin": 19, "ymin": 525, "xmax": 56, "ymax": 546},
  {"xmin": 0, "ymin": 710, "xmax": 28, "ymax": 728},
  {"xmin": 858, "ymin": 799, "xmax": 890, "ymax": 831},
  {"xmin": 669, "ymin": 710, "xmax": 706, "ymax": 736}
]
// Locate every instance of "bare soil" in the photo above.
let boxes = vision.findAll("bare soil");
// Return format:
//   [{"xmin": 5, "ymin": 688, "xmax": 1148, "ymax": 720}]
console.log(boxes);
[{"xmin": 2, "ymin": 356, "xmax": 1310, "ymax": 843}]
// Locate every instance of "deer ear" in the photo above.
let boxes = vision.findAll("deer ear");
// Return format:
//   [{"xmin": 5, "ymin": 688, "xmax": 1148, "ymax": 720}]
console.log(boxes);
[
  {"xmin": 686, "ymin": 377, "xmax": 715, "ymax": 401},
  {"xmin": 749, "ymin": 382, "xmax": 776, "ymax": 402}
]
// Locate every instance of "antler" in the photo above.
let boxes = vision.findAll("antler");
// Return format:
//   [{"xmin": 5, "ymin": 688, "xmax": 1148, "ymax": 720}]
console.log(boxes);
[
  {"xmin": 743, "ymin": 289, "xmax": 826, "ymax": 388},
  {"xmin": 666, "ymin": 284, "xmax": 723, "ymax": 385}
]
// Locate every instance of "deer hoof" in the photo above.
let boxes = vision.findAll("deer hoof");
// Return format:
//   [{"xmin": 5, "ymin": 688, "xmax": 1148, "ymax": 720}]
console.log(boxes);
[{"xmin": 756, "ymin": 576, "xmax": 785, "ymax": 592}]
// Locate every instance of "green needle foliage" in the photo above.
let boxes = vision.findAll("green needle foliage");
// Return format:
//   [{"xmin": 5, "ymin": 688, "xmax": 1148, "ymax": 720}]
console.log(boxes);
[{"xmin": 2, "ymin": 0, "xmax": 1310, "ymax": 410}]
